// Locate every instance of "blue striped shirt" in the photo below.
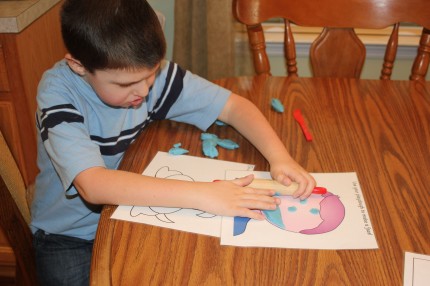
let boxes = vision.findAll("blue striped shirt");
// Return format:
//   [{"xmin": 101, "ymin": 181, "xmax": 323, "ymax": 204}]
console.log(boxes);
[{"xmin": 30, "ymin": 59, "xmax": 230, "ymax": 240}]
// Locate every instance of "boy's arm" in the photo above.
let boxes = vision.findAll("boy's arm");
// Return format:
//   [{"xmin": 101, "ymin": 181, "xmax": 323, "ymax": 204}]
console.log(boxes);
[
  {"xmin": 74, "ymin": 167, "xmax": 279, "ymax": 220},
  {"xmin": 218, "ymin": 93, "xmax": 316, "ymax": 199}
]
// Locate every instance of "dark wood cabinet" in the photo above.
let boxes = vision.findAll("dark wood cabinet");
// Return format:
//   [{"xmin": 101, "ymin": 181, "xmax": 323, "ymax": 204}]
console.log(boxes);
[
  {"xmin": 0, "ymin": 1, "xmax": 67, "ymax": 187},
  {"xmin": 0, "ymin": 1, "xmax": 67, "ymax": 280}
]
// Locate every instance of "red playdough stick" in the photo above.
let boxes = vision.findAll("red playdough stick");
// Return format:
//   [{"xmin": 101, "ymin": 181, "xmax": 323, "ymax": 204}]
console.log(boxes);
[{"xmin": 293, "ymin": 109, "xmax": 313, "ymax": 141}]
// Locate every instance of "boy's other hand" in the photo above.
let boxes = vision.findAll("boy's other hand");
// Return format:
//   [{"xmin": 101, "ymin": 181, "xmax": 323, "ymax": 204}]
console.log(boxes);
[
  {"xmin": 200, "ymin": 175, "xmax": 280, "ymax": 220},
  {"xmin": 270, "ymin": 161, "xmax": 316, "ymax": 200}
]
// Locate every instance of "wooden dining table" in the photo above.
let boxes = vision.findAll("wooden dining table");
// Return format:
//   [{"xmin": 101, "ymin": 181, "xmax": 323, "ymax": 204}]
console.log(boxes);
[{"xmin": 90, "ymin": 75, "xmax": 430, "ymax": 285}]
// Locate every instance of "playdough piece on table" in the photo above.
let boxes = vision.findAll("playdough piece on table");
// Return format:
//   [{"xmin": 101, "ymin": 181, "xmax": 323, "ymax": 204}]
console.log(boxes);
[
  {"xmin": 168, "ymin": 143, "xmax": 189, "ymax": 155},
  {"xmin": 217, "ymin": 139, "xmax": 239, "ymax": 150},
  {"xmin": 202, "ymin": 139, "xmax": 218, "ymax": 158},
  {"xmin": 271, "ymin": 98, "xmax": 285, "ymax": 113}
]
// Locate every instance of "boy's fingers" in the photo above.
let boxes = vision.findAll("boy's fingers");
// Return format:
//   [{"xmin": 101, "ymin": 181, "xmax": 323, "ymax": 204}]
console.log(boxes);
[
  {"xmin": 276, "ymin": 173, "xmax": 292, "ymax": 186},
  {"xmin": 303, "ymin": 184, "xmax": 315, "ymax": 198},
  {"xmin": 239, "ymin": 195, "xmax": 280, "ymax": 207},
  {"xmin": 243, "ymin": 187, "xmax": 276, "ymax": 196},
  {"xmin": 233, "ymin": 174, "xmax": 254, "ymax": 186},
  {"xmin": 237, "ymin": 196, "xmax": 280, "ymax": 211},
  {"xmin": 295, "ymin": 183, "xmax": 311, "ymax": 199},
  {"xmin": 294, "ymin": 178, "xmax": 317, "ymax": 200},
  {"xmin": 236, "ymin": 209, "xmax": 265, "ymax": 220},
  {"xmin": 292, "ymin": 180, "xmax": 307, "ymax": 198}
]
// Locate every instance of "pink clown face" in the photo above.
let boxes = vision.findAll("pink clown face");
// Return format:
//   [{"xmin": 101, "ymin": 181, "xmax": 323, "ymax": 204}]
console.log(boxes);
[{"xmin": 262, "ymin": 192, "xmax": 345, "ymax": 234}]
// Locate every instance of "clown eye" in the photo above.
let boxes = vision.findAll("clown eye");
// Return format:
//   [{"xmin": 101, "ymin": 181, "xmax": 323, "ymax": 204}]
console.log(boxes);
[
  {"xmin": 287, "ymin": 206, "xmax": 297, "ymax": 212},
  {"xmin": 309, "ymin": 208, "xmax": 319, "ymax": 215}
]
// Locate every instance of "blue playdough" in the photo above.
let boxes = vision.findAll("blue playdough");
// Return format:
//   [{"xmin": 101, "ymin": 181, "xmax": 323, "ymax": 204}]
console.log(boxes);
[
  {"xmin": 168, "ymin": 143, "xmax": 189, "ymax": 155},
  {"xmin": 271, "ymin": 98, "xmax": 285, "ymax": 113},
  {"xmin": 217, "ymin": 139, "xmax": 239, "ymax": 150},
  {"xmin": 215, "ymin": 120, "xmax": 227, "ymax": 126},
  {"xmin": 202, "ymin": 139, "xmax": 218, "ymax": 158},
  {"xmin": 200, "ymin": 133, "xmax": 239, "ymax": 158}
]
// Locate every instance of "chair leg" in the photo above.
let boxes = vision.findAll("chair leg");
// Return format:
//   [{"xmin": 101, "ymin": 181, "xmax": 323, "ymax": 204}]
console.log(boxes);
[
  {"xmin": 247, "ymin": 24, "xmax": 272, "ymax": 75},
  {"xmin": 410, "ymin": 27, "xmax": 430, "ymax": 81},
  {"xmin": 285, "ymin": 20, "xmax": 298, "ymax": 77},
  {"xmin": 380, "ymin": 23, "xmax": 399, "ymax": 80}
]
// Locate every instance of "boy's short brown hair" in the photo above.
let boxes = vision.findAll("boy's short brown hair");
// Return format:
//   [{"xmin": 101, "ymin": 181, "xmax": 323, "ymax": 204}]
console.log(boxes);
[{"xmin": 61, "ymin": 0, "xmax": 166, "ymax": 73}]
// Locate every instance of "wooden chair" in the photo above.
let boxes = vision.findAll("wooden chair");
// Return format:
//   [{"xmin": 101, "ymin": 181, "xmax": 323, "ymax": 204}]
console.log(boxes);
[
  {"xmin": 0, "ymin": 131, "xmax": 38, "ymax": 285},
  {"xmin": 233, "ymin": 0, "xmax": 430, "ymax": 80}
]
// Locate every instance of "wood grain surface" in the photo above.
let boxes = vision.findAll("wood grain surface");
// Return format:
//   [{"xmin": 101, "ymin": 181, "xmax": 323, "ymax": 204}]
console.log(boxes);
[{"xmin": 91, "ymin": 76, "xmax": 430, "ymax": 285}]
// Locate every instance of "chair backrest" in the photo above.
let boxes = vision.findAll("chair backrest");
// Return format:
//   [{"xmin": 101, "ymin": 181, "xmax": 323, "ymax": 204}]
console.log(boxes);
[
  {"xmin": 233, "ymin": 0, "xmax": 430, "ymax": 80},
  {"xmin": 0, "ymin": 131, "xmax": 38, "ymax": 285}
]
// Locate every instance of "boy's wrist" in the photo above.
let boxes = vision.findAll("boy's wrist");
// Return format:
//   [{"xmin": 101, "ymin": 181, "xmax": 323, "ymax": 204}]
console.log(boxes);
[{"xmin": 266, "ymin": 151, "xmax": 295, "ymax": 167}]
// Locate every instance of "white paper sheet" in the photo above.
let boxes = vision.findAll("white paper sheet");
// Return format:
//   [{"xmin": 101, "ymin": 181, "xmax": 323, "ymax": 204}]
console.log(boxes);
[
  {"xmin": 111, "ymin": 152, "xmax": 254, "ymax": 237},
  {"xmin": 220, "ymin": 171, "xmax": 378, "ymax": 249},
  {"xmin": 404, "ymin": 252, "xmax": 430, "ymax": 286}
]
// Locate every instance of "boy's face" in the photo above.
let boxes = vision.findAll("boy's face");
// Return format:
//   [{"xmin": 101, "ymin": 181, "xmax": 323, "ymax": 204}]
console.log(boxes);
[{"xmin": 83, "ymin": 64, "xmax": 160, "ymax": 108}]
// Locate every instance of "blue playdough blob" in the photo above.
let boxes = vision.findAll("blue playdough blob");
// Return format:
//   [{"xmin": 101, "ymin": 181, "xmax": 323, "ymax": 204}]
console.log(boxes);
[
  {"xmin": 202, "ymin": 139, "xmax": 218, "ymax": 158},
  {"xmin": 200, "ymin": 132, "xmax": 239, "ymax": 158},
  {"xmin": 168, "ymin": 143, "xmax": 189, "ymax": 155},
  {"xmin": 217, "ymin": 139, "xmax": 239, "ymax": 150},
  {"xmin": 287, "ymin": 206, "xmax": 297, "ymax": 212},
  {"xmin": 215, "ymin": 120, "xmax": 227, "ymax": 126},
  {"xmin": 271, "ymin": 98, "xmax": 285, "ymax": 113},
  {"xmin": 309, "ymin": 208, "xmax": 320, "ymax": 215}
]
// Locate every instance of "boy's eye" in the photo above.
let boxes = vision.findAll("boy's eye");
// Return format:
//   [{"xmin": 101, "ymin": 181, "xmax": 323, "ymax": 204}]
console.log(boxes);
[{"xmin": 118, "ymin": 83, "xmax": 134, "ymax": 88}]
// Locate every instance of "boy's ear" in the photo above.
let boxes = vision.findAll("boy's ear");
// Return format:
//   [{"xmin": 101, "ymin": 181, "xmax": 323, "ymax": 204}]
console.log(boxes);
[{"xmin": 65, "ymin": 53, "xmax": 87, "ymax": 76}]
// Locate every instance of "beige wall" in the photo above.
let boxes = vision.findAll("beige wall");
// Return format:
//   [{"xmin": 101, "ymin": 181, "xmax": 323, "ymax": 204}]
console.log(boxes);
[{"xmin": 148, "ymin": 0, "xmax": 174, "ymax": 60}]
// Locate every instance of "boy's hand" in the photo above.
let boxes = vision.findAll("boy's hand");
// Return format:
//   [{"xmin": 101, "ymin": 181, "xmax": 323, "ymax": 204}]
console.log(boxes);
[
  {"xmin": 199, "ymin": 175, "xmax": 280, "ymax": 220},
  {"xmin": 270, "ymin": 160, "xmax": 316, "ymax": 200},
  {"xmin": 218, "ymin": 94, "xmax": 315, "ymax": 201}
]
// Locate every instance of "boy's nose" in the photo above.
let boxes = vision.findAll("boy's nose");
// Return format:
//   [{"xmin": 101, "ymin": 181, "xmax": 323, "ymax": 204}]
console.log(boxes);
[
  {"xmin": 136, "ymin": 83, "xmax": 149, "ymax": 98},
  {"xmin": 132, "ymin": 88, "xmax": 147, "ymax": 98}
]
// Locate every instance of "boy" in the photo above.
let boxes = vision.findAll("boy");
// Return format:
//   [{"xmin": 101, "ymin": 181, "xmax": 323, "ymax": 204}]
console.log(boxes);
[{"xmin": 31, "ymin": 0, "xmax": 316, "ymax": 284}]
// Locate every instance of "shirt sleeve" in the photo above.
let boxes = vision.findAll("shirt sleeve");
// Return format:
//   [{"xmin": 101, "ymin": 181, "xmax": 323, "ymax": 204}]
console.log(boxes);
[
  {"xmin": 36, "ymin": 73, "xmax": 106, "ymax": 192},
  {"xmin": 150, "ymin": 61, "xmax": 231, "ymax": 131}
]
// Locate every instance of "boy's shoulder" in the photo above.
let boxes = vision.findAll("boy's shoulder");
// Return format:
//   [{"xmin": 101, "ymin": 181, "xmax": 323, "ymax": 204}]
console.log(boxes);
[
  {"xmin": 39, "ymin": 59, "xmax": 81, "ymax": 90},
  {"xmin": 43, "ymin": 59, "xmax": 72, "ymax": 77},
  {"xmin": 37, "ymin": 59, "xmax": 95, "ymax": 110}
]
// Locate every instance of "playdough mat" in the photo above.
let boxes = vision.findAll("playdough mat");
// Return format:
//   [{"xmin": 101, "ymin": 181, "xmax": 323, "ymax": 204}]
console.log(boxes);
[{"xmin": 221, "ymin": 171, "xmax": 378, "ymax": 250}]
